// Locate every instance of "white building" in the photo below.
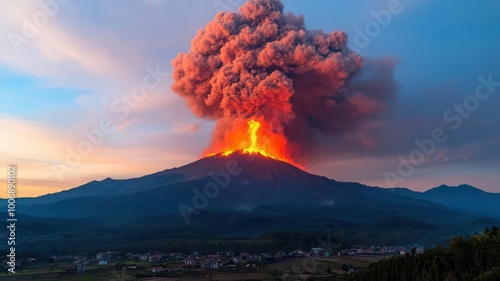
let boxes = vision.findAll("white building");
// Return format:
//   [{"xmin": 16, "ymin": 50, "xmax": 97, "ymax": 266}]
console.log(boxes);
[
  {"xmin": 200, "ymin": 258, "xmax": 219, "ymax": 269},
  {"xmin": 96, "ymin": 252, "xmax": 107, "ymax": 260}
]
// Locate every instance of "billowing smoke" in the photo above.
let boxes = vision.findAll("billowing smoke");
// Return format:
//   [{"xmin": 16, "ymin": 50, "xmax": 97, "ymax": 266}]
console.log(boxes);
[{"xmin": 172, "ymin": 0, "xmax": 396, "ymax": 163}]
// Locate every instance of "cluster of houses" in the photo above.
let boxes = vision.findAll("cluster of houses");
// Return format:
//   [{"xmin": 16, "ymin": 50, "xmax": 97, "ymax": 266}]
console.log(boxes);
[
  {"xmin": 95, "ymin": 251, "xmax": 122, "ymax": 265},
  {"xmin": 58, "ymin": 247, "xmax": 344, "ymax": 274},
  {"xmin": 43, "ymin": 244, "xmax": 425, "ymax": 274},
  {"xmin": 180, "ymin": 251, "xmax": 265, "ymax": 271},
  {"xmin": 60, "ymin": 251, "xmax": 121, "ymax": 274},
  {"xmin": 142, "ymin": 248, "xmax": 333, "ymax": 273},
  {"xmin": 337, "ymin": 245, "xmax": 425, "ymax": 256},
  {"xmin": 128, "ymin": 251, "xmax": 276, "ymax": 273}
]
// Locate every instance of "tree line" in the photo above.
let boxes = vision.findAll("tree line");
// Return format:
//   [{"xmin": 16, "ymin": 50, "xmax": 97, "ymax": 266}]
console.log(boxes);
[{"xmin": 350, "ymin": 226, "xmax": 500, "ymax": 281}]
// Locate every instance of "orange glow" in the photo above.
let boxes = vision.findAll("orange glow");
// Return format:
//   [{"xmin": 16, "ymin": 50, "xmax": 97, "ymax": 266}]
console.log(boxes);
[
  {"xmin": 206, "ymin": 118, "xmax": 301, "ymax": 167},
  {"xmin": 243, "ymin": 119, "xmax": 268, "ymax": 156}
]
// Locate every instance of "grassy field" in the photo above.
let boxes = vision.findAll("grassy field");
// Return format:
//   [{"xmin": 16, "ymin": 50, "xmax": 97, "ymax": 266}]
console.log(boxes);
[
  {"xmin": 0, "ymin": 255, "xmax": 390, "ymax": 281},
  {"xmin": 265, "ymin": 255, "xmax": 388, "ymax": 274}
]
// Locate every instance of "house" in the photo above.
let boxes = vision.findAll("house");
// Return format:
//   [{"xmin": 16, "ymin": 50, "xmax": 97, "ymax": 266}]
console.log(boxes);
[
  {"xmin": 226, "ymin": 251, "xmax": 235, "ymax": 258},
  {"xmin": 261, "ymin": 253, "xmax": 273, "ymax": 262},
  {"xmin": 348, "ymin": 249, "xmax": 357, "ymax": 256},
  {"xmin": 289, "ymin": 249, "xmax": 304, "ymax": 257},
  {"xmin": 75, "ymin": 257, "xmax": 89, "ymax": 265},
  {"xmin": 311, "ymin": 248, "xmax": 329, "ymax": 257},
  {"xmin": 106, "ymin": 251, "xmax": 121, "ymax": 260},
  {"xmin": 168, "ymin": 252, "xmax": 185, "ymax": 260},
  {"xmin": 149, "ymin": 254, "xmax": 163, "ymax": 262},
  {"xmin": 151, "ymin": 267, "xmax": 163, "ymax": 273},
  {"xmin": 250, "ymin": 254, "xmax": 262, "ymax": 263},
  {"xmin": 239, "ymin": 252, "xmax": 250, "ymax": 261},
  {"xmin": 98, "ymin": 260, "xmax": 108, "ymax": 265},
  {"xmin": 96, "ymin": 252, "xmax": 107, "ymax": 260},
  {"xmin": 77, "ymin": 263, "xmax": 86, "ymax": 273},
  {"xmin": 274, "ymin": 251, "xmax": 286, "ymax": 260},
  {"xmin": 184, "ymin": 256, "xmax": 196, "ymax": 266},
  {"xmin": 200, "ymin": 257, "xmax": 219, "ymax": 269}
]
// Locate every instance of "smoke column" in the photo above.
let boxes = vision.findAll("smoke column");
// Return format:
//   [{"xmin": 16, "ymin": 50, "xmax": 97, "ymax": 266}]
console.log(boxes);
[{"xmin": 172, "ymin": 0, "xmax": 395, "ymax": 163}]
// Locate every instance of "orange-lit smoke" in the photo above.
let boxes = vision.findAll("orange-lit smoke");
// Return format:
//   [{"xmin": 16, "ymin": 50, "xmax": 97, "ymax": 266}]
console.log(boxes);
[{"xmin": 171, "ymin": 0, "xmax": 394, "ymax": 167}]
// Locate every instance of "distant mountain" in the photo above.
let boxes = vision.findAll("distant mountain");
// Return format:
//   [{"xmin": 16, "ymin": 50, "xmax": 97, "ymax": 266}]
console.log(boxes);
[
  {"xmin": 15, "ymin": 169, "xmax": 188, "ymax": 205},
  {"xmin": 389, "ymin": 184, "xmax": 500, "ymax": 218}
]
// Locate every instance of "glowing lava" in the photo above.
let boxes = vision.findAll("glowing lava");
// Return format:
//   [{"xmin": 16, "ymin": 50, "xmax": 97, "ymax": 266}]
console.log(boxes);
[
  {"xmin": 243, "ymin": 119, "xmax": 266, "ymax": 154},
  {"xmin": 208, "ymin": 119, "xmax": 296, "ymax": 165},
  {"xmin": 221, "ymin": 119, "xmax": 278, "ymax": 159}
]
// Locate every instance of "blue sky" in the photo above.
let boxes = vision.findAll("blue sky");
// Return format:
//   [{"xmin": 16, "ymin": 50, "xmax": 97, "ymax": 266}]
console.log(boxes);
[{"xmin": 1, "ymin": 0, "xmax": 499, "ymax": 196}]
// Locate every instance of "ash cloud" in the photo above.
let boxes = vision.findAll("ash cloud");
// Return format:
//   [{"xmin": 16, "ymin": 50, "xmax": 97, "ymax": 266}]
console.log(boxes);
[{"xmin": 172, "ymin": 0, "xmax": 397, "ymax": 163}]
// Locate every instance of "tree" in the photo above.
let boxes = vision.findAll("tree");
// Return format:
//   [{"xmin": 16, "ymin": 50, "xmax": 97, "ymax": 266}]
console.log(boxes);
[
  {"xmin": 491, "ymin": 226, "xmax": 499, "ymax": 235},
  {"xmin": 350, "ymin": 226, "xmax": 500, "ymax": 281},
  {"xmin": 342, "ymin": 264, "xmax": 349, "ymax": 272},
  {"xmin": 484, "ymin": 228, "xmax": 491, "ymax": 235}
]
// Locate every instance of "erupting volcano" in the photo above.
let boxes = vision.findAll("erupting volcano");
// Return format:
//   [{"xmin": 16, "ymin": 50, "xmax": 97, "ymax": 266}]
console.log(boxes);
[
  {"xmin": 214, "ymin": 118, "xmax": 294, "ymax": 164},
  {"xmin": 172, "ymin": 0, "xmax": 393, "ymax": 167}
]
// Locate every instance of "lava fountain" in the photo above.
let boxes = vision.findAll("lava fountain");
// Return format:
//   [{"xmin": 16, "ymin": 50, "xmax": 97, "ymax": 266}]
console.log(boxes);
[{"xmin": 212, "ymin": 118, "xmax": 296, "ymax": 165}]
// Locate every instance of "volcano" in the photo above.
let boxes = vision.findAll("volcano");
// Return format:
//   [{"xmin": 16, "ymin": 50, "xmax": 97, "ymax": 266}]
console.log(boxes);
[
  {"xmin": 12, "ymin": 153, "xmax": 500, "ymax": 239},
  {"xmin": 6, "ymin": 154, "xmax": 500, "ymax": 254}
]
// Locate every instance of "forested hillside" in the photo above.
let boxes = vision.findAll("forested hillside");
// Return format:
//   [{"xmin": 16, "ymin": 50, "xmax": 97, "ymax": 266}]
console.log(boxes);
[{"xmin": 350, "ymin": 227, "xmax": 500, "ymax": 281}]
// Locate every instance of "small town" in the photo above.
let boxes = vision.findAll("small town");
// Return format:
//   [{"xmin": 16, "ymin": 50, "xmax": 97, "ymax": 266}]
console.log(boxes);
[{"xmin": 3, "ymin": 244, "xmax": 425, "ymax": 280}]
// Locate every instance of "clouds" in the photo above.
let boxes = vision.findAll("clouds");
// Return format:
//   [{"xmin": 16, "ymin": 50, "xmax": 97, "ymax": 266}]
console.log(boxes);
[
  {"xmin": 0, "ymin": 116, "xmax": 73, "ymax": 196},
  {"xmin": 308, "ymin": 72, "xmax": 500, "ymax": 192},
  {"xmin": 0, "ymin": 0, "xmax": 499, "ymax": 196},
  {"xmin": 174, "ymin": 121, "xmax": 203, "ymax": 135},
  {"xmin": 0, "ymin": 2, "xmax": 123, "ymax": 90},
  {"xmin": 0, "ymin": 0, "xmax": 216, "ymax": 196},
  {"xmin": 0, "ymin": 113, "xmax": 211, "ymax": 197}
]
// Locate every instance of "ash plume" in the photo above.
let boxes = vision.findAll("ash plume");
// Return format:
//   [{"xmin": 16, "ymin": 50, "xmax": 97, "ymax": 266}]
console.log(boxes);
[{"xmin": 172, "ymin": 0, "xmax": 397, "ymax": 163}]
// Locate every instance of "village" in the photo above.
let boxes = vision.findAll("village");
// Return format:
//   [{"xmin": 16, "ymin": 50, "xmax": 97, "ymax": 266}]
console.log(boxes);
[
  {"xmin": 5, "ymin": 244, "xmax": 424, "ymax": 276},
  {"xmin": 55, "ymin": 248, "xmax": 332, "ymax": 274}
]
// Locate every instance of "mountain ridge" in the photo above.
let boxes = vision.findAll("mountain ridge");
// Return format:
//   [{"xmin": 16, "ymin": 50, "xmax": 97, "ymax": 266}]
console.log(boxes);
[
  {"xmin": 6, "ymin": 153, "xmax": 499, "ymax": 222},
  {"xmin": 6, "ymin": 152, "xmax": 500, "ymax": 253},
  {"xmin": 11, "ymin": 152, "xmax": 498, "ymax": 222},
  {"xmin": 388, "ymin": 183, "xmax": 500, "ymax": 218},
  {"xmin": 13, "ymin": 153, "xmax": 498, "ymax": 204}
]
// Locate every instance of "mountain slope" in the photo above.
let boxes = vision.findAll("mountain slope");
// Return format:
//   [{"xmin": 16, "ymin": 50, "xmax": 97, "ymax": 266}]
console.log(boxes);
[
  {"xmin": 389, "ymin": 184, "xmax": 500, "ymax": 218},
  {"xmin": 15, "ymin": 169, "xmax": 188, "ymax": 205},
  {"xmin": 7, "ymin": 152, "xmax": 500, "ymax": 254},
  {"xmin": 15, "ymin": 152, "xmax": 479, "ymax": 228}
]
